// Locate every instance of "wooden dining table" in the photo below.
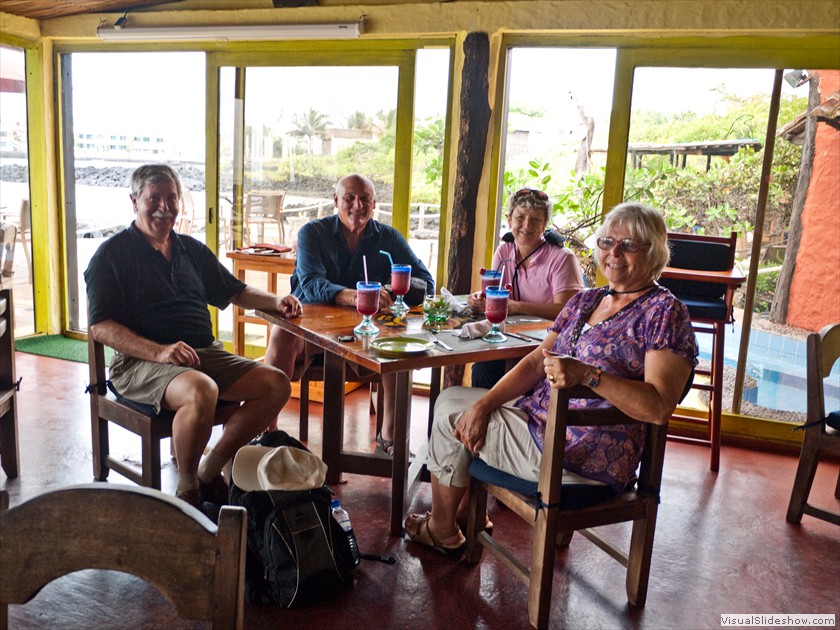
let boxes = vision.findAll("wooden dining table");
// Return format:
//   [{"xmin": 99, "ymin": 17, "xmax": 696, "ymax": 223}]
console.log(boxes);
[{"xmin": 257, "ymin": 303, "xmax": 549, "ymax": 535}]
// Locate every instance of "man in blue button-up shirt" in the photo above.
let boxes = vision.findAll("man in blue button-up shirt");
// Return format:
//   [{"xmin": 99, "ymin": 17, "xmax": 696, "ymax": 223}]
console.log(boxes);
[{"xmin": 266, "ymin": 173, "xmax": 434, "ymax": 456}]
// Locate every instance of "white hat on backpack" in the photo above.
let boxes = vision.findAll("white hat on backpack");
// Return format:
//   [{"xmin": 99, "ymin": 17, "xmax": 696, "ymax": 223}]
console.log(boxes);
[{"xmin": 232, "ymin": 445, "xmax": 328, "ymax": 492}]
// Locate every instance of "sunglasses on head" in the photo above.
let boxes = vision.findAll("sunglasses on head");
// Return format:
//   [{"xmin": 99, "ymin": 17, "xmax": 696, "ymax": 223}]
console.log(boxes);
[
  {"xmin": 596, "ymin": 236, "xmax": 648, "ymax": 253},
  {"xmin": 512, "ymin": 188, "xmax": 549, "ymax": 203}
]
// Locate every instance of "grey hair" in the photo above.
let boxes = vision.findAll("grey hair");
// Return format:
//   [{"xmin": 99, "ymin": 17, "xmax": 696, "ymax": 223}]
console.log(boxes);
[
  {"xmin": 130, "ymin": 164, "xmax": 182, "ymax": 200},
  {"xmin": 594, "ymin": 202, "xmax": 671, "ymax": 280},
  {"xmin": 507, "ymin": 190, "xmax": 551, "ymax": 225}
]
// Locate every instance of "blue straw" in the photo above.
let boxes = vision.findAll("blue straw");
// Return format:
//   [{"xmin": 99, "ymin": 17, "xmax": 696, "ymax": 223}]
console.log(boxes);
[{"xmin": 379, "ymin": 250, "xmax": 395, "ymax": 266}]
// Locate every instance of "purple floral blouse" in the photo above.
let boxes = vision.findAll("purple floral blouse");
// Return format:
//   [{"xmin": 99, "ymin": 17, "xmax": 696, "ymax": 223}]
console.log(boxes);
[{"xmin": 514, "ymin": 286, "xmax": 698, "ymax": 492}]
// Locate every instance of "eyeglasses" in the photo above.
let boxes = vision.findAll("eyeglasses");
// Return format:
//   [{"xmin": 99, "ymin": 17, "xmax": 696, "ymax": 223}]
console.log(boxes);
[
  {"xmin": 512, "ymin": 188, "xmax": 549, "ymax": 203},
  {"xmin": 596, "ymin": 236, "xmax": 648, "ymax": 253}
]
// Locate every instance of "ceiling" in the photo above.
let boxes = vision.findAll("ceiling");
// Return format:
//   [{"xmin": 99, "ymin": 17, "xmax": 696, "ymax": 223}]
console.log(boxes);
[{"xmin": 0, "ymin": 1, "xmax": 184, "ymax": 20}]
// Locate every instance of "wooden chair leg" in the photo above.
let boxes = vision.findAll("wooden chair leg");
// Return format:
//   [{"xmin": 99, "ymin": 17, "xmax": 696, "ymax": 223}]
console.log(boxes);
[
  {"xmin": 786, "ymin": 428, "xmax": 822, "ymax": 523},
  {"xmin": 299, "ymin": 376, "xmax": 310, "ymax": 442},
  {"xmin": 626, "ymin": 505, "xmax": 658, "ymax": 607},
  {"xmin": 92, "ymin": 416, "xmax": 110, "ymax": 481},
  {"xmin": 834, "ymin": 467, "xmax": 840, "ymax": 500},
  {"xmin": 528, "ymin": 508, "xmax": 560, "ymax": 630},
  {"xmin": 0, "ymin": 407, "xmax": 19, "ymax": 479},
  {"xmin": 465, "ymin": 481, "xmax": 488, "ymax": 563}
]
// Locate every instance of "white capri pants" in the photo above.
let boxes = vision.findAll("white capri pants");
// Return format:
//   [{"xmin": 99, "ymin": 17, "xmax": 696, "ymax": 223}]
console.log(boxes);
[{"xmin": 427, "ymin": 386, "xmax": 543, "ymax": 488}]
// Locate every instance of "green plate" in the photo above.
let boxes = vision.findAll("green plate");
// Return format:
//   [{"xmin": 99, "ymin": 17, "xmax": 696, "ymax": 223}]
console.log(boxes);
[{"xmin": 370, "ymin": 336, "xmax": 435, "ymax": 357}]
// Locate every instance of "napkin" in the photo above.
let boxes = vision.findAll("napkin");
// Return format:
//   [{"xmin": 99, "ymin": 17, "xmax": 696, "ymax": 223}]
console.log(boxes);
[
  {"xmin": 440, "ymin": 287, "xmax": 471, "ymax": 316},
  {"xmin": 458, "ymin": 319, "xmax": 505, "ymax": 339}
]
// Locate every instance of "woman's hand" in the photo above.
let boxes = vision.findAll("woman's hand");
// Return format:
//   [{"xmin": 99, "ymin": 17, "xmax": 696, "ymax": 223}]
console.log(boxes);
[
  {"xmin": 466, "ymin": 291, "xmax": 486, "ymax": 314},
  {"xmin": 454, "ymin": 402, "xmax": 491, "ymax": 453},
  {"xmin": 541, "ymin": 349, "xmax": 595, "ymax": 389}
]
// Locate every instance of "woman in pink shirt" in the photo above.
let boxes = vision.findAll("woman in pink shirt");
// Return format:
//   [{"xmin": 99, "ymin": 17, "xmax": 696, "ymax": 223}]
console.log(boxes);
[{"xmin": 468, "ymin": 188, "xmax": 584, "ymax": 387}]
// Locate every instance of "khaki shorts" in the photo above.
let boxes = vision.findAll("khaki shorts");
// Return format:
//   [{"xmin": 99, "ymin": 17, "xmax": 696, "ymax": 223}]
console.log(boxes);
[{"xmin": 108, "ymin": 340, "xmax": 259, "ymax": 414}]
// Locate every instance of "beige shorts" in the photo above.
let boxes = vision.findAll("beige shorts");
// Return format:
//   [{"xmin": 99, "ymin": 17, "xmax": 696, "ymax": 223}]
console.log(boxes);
[
  {"xmin": 108, "ymin": 340, "xmax": 259, "ymax": 414},
  {"xmin": 427, "ymin": 386, "xmax": 542, "ymax": 488}
]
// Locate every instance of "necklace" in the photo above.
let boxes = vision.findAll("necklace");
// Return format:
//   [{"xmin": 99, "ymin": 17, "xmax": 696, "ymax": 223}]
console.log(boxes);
[{"xmin": 604, "ymin": 283, "xmax": 655, "ymax": 296}]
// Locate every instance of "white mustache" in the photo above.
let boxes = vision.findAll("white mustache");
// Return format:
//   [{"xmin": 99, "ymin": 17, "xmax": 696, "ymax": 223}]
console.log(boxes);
[{"xmin": 152, "ymin": 212, "xmax": 176, "ymax": 219}]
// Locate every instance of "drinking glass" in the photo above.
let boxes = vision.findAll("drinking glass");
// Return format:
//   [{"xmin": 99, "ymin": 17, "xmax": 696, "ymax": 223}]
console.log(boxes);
[
  {"xmin": 483, "ymin": 286, "xmax": 509, "ymax": 343},
  {"xmin": 423, "ymin": 294, "xmax": 451, "ymax": 330},
  {"xmin": 354, "ymin": 281, "xmax": 381, "ymax": 335},
  {"xmin": 389, "ymin": 264, "xmax": 412, "ymax": 315},
  {"xmin": 480, "ymin": 269, "xmax": 503, "ymax": 297}
]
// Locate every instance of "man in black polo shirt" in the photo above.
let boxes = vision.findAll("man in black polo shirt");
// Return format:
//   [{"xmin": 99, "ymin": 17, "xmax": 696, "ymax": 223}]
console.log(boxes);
[{"xmin": 85, "ymin": 163, "xmax": 302, "ymax": 513}]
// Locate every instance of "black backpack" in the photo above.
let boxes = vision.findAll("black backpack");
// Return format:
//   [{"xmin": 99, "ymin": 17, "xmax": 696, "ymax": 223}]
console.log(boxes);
[{"xmin": 229, "ymin": 430, "xmax": 356, "ymax": 607}]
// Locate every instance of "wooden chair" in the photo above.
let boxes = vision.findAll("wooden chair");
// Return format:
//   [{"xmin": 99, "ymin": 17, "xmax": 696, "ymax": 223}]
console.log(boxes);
[
  {"xmin": 464, "ymin": 385, "xmax": 672, "ymax": 630},
  {"xmin": 0, "ymin": 484, "xmax": 247, "ymax": 629},
  {"xmin": 0, "ymin": 289, "xmax": 19, "ymax": 479},
  {"xmin": 659, "ymin": 231, "xmax": 744, "ymax": 471},
  {"xmin": 786, "ymin": 323, "xmax": 840, "ymax": 526},
  {"xmin": 244, "ymin": 190, "xmax": 287, "ymax": 245},
  {"xmin": 87, "ymin": 335, "xmax": 230, "ymax": 489},
  {"xmin": 0, "ymin": 224, "xmax": 16, "ymax": 292}
]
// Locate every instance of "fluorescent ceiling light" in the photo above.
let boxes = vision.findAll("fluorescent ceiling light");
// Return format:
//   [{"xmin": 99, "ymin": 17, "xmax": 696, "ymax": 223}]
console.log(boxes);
[{"xmin": 96, "ymin": 21, "xmax": 363, "ymax": 42}]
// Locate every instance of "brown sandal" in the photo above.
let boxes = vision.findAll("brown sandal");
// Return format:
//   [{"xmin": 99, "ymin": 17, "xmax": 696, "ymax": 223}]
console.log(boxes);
[{"xmin": 404, "ymin": 511, "xmax": 465, "ymax": 555}]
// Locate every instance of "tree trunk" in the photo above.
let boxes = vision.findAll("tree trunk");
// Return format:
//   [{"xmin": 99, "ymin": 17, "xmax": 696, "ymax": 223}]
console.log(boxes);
[
  {"xmin": 444, "ymin": 32, "xmax": 491, "ymax": 389},
  {"xmin": 770, "ymin": 76, "xmax": 819, "ymax": 324}
]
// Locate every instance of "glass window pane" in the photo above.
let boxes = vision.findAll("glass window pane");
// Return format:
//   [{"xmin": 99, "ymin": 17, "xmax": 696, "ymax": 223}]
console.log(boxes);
[
  {"xmin": 0, "ymin": 45, "xmax": 34, "ymax": 335},
  {"xmin": 626, "ymin": 66, "xmax": 816, "ymax": 423},
  {"xmin": 501, "ymin": 47, "xmax": 616, "ymax": 284},
  {"xmin": 66, "ymin": 52, "xmax": 205, "ymax": 331}
]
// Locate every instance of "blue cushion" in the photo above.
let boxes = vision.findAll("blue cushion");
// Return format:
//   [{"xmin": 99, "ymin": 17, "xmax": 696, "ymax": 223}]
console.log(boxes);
[
  {"xmin": 827, "ymin": 411, "xmax": 840, "ymax": 431},
  {"xmin": 469, "ymin": 458, "xmax": 618, "ymax": 510},
  {"xmin": 671, "ymin": 295, "xmax": 728, "ymax": 321},
  {"xmin": 107, "ymin": 381, "xmax": 158, "ymax": 416}
]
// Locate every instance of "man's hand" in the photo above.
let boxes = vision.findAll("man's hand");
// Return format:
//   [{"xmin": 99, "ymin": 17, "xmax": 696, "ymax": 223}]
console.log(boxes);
[
  {"xmin": 379, "ymin": 287, "xmax": 394, "ymax": 309},
  {"xmin": 276, "ymin": 294, "xmax": 303, "ymax": 319},
  {"xmin": 466, "ymin": 291, "xmax": 486, "ymax": 314},
  {"xmin": 453, "ymin": 403, "xmax": 491, "ymax": 453},
  {"xmin": 157, "ymin": 341, "xmax": 201, "ymax": 367}
]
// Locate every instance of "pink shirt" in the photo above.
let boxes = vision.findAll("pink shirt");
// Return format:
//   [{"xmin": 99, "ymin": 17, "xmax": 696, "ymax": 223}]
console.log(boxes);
[{"xmin": 491, "ymin": 240, "xmax": 584, "ymax": 302}]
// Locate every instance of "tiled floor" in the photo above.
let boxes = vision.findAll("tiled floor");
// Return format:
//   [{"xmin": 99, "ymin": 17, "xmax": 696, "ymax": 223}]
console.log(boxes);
[{"xmin": 3, "ymin": 352, "xmax": 839, "ymax": 629}]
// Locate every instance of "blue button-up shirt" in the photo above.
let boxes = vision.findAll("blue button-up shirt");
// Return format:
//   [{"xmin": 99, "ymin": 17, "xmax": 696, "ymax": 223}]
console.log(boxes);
[{"xmin": 291, "ymin": 214, "xmax": 434, "ymax": 304}]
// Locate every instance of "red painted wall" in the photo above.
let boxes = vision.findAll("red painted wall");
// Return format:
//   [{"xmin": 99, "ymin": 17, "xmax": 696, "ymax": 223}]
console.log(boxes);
[{"xmin": 787, "ymin": 69, "xmax": 840, "ymax": 332}]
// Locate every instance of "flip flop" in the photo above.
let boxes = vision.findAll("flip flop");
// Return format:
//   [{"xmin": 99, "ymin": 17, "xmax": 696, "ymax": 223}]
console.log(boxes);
[
  {"xmin": 404, "ymin": 511, "xmax": 465, "ymax": 555},
  {"xmin": 376, "ymin": 433, "xmax": 415, "ymax": 459}
]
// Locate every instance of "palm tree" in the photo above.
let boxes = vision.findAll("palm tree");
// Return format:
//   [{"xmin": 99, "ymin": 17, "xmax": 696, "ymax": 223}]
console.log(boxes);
[
  {"xmin": 291, "ymin": 108, "xmax": 330, "ymax": 154},
  {"xmin": 346, "ymin": 111, "xmax": 373, "ymax": 132}
]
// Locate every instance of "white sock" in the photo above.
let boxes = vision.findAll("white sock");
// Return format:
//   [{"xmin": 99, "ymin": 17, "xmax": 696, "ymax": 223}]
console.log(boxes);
[
  {"xmin": 176, "ymin": 473, "xmax": 199, "ymax": 495},
  {"xmin": 197, "ymin": 448, "xmax": 228, "ymax": 483}
]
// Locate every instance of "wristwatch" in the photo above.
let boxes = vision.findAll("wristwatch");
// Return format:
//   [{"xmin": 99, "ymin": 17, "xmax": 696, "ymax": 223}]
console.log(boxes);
[{"xmin": 586, "ymin": 367, "xmax": 602, "ymax": 389}]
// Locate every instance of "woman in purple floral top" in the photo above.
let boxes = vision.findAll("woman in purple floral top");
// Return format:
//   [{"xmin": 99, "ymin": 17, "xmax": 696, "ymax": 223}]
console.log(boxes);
[{"xmin": 405, "ymin": 202, "xmax": 698, "ymax": 554}]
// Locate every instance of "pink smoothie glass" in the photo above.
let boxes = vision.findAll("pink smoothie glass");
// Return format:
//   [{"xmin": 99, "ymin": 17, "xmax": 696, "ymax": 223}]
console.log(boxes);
[
  {"xmin": 483, "ymin": 286, "xmax": 509, "ymax": 343},
  {"xmin": 480, "ymin": 269, "xmax": 503, "ymax": 297},
  {"xmin": 390, "ymin": 264, "xmax": 412, "ymax": 315},
  {"xmin": 354, "ymin": 281, "xmax": 381, "ymax": 335}
]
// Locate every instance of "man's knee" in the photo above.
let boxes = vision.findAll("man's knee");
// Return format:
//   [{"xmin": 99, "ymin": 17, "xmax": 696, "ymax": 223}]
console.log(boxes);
[{"xmin": 165, "ymin": 371, "xmax": 219, "ymax": 414}]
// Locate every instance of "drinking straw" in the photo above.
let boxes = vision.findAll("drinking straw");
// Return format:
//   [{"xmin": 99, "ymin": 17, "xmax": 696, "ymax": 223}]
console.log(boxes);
[
  {"xmin": 497, "ymin": 262, "xmax": 506, "ymax": 288},
  {"xmin": 494, "ymin": 257, "xmax": 512, "ymax": 272},
  {"xmin": 363, "ymin": 255, "xmax": 369, "ymax": 283},
  {"xmin": 379, "ymin": 250, "xmax": 395, "ymax": 266}
]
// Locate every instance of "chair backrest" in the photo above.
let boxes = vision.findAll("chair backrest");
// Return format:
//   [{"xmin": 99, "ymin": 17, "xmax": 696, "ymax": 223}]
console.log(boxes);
[
  {"xmin": 807, "ymin": 323, "xmax": 840, "ymax": 427},
  {"xmin": 0, "ymin": 484, "xmax": 247, "ymax": 629},
  {"xmin": 660, "ymin": 231, "xmax": 737, "ymax": 301},
  {"xmin": 0, "ymin": 224, "xmax": 17, "ymax": 289}
]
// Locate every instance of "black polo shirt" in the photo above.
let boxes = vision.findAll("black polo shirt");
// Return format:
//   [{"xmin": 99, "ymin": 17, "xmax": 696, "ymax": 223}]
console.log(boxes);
[{"xmin": 84, "ymin": 222, "xmax": 245, "ymax": 348}]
